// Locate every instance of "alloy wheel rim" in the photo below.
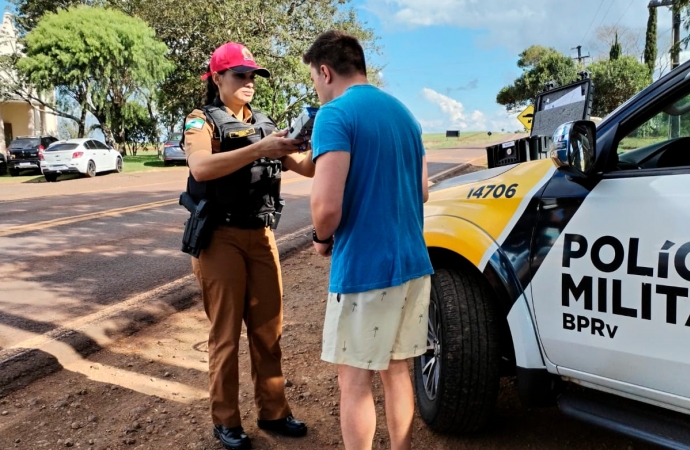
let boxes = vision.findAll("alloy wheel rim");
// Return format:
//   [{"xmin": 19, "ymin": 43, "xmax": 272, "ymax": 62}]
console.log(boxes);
[{"xmin": 420, "ymin": 293, "xmax": 441, "ymax": 401}]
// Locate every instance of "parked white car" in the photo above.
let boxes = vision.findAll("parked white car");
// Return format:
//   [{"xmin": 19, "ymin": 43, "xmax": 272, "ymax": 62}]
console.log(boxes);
[{"xmin": 40, "ymin": 138, "xmax": 123, "ymax": 182}]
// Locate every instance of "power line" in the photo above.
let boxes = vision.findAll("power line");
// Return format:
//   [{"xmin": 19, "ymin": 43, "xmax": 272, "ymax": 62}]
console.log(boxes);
[
  {"xmin": 596, "ymin": 0, "xmax": 619, "ymax": 30},
  {"xmin": 581, "ymin": 0, "xmax": 606, "ymax": 42},
  {"xmin": 614, "ymin": 0, "xmax": 638, "ymax": 28}
]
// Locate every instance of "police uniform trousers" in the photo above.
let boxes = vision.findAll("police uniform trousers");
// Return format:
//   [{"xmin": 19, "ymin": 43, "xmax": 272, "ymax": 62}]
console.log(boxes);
[{"xmin": 192, "ymin": 225, "xmax": 291, "ymax": 428}]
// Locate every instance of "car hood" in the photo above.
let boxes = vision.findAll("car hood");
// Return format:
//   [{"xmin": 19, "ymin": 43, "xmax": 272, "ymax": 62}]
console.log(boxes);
[
  {"xmin": 430, "ymin": 164, "xmax": 518, "ymax": 192},
  {"xmin": 424, "ymin": 159, "xmax": 557, "ymax": 245}
]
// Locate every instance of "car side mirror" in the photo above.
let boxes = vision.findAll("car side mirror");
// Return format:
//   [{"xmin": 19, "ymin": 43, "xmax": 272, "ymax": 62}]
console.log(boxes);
[{"xmin": 549, "ymin": 120, "xmax": 597, "ymax": 176}]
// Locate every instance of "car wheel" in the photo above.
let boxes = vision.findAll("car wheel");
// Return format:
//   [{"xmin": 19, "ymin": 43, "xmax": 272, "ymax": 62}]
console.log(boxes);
[
  {"xmin": 85, "ymin": 160, "xmax": 97, "ymax": 178},
  {"xmin": 44, "ymin": 173, "xmax": 58, "ymax": 182},
  {"xmin": 413, "ymin": 268, "xmax": 500, "ymax": 433},
  {"xmin": 115, "ymin": 157, "xmax": 123, "ymax": 173},
  {"xmin": 9, "ymin": 168, "xmax": 19, "ymax": 177}
]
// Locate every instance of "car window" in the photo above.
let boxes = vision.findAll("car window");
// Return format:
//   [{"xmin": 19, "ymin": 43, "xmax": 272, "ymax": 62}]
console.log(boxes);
[
  {"xmin": 169, "ymin": 132, "xmax": 182, "ymax": 142},
  {"xmin": 616, "ymin": 90, "xmax": 690, "ymax": 170},
  {"xmin": 9, "ymin": 138, "xmax": 39, "ymax": 149},
  {"xmin": 93, "ymin": 141, "xmax": 108, "ymax": 149},
  {"xmin": 84, "ymin": 141, "xmax": 97, "ymax": 150},
  {"xmin": 46, "ymin": 143, "xmax": 79, "ymax": 152}
]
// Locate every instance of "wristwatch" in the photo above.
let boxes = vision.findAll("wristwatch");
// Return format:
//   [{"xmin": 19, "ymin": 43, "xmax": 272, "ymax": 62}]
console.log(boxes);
[{"xmin": 312, "ymin": 227, "xmax": 333, "ymax": 244}]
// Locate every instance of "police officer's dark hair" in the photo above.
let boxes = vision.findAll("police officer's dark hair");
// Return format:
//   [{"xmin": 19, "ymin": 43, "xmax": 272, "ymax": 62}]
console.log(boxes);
[
  {"xmin": 204, "ymin": 67, "xmax": 228, "ymax": 106},
  {"xmin": 302, "ymin": 30, "xmax": 367, "ymax": 77}
]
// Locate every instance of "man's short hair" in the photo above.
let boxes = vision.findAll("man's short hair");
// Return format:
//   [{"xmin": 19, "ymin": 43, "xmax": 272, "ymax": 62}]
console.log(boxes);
[{"xmin": 303, "ymin": 30, "xmax": 367, "ymax": 77}]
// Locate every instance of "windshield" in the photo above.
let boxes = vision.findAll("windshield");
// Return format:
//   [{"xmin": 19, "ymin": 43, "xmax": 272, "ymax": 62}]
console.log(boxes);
[
  {"xmin": 168, "ymin": 133, "xmax": 182, "ymax": 142},
  {"xmin": 46, "ymin": 143, "xmax": 79, "ymax": 152},
  {"xmin": 9, "ymin": 138, "xmax": 39, "ymax": 149}
]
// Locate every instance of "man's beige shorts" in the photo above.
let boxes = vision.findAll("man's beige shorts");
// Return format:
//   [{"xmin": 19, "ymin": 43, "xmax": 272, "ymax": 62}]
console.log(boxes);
[{"xmin": 321, "ymin": 275, "xmax": 431, "ymax": 371}]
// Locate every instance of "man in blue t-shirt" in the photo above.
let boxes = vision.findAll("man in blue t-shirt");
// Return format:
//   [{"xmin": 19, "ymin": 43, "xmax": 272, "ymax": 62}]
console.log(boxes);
[{"xmin": 303, "ymin": 31, "xmax": 433, "ymax": 450}]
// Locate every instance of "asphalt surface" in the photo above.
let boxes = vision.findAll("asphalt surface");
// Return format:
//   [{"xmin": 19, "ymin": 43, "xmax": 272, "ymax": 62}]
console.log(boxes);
[{"xmin": 0, "ymin": 145, "xmax": 491, "ymax": 352}]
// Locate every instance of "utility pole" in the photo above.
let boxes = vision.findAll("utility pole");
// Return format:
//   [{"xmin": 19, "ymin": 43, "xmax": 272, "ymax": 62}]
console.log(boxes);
[
  {"xmin": 571, "ymin": 45, "xmax": 591, "ymax": 64},
  {"xmin": 649, "ymin": 0, "xmax": 681, "ymax": 137}
]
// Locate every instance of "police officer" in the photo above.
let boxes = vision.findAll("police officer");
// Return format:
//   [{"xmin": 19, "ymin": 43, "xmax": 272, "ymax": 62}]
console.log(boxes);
[{"xmin": 183, "ymin": 42, "xmax": 314, "ymax": 450}]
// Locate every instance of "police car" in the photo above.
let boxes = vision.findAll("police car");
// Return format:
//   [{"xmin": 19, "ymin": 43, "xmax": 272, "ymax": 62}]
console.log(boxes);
[{"xmin": 414, "ymin": 61, "xmax": 690, "ymax": 448}]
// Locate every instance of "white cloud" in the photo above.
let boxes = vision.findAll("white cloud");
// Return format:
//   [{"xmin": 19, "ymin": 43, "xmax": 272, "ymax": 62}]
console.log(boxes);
[
  {"xmin": 420, "ymin": 88, "xmax": 521, "ymax": 132},
  {"xmin": 421, "ymin": 88, "xmax": 476, "ymax": 129},
  {"xmin": 363, "ymin": 0, "xmax": 658, "ymax": 54}
]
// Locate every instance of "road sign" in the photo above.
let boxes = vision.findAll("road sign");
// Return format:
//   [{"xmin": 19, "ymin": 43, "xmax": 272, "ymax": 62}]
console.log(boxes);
[{"xmin": 517, "ymin": 105, "xmax": 534, "ymax": 131}]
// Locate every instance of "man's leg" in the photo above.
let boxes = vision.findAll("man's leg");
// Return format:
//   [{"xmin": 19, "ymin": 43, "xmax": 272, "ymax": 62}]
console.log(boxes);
[
  {"xmin": 378, "ymin": 359, "xmax": 414, "ymax": 450},
  {"xmin": 338, "ymin": 364, "xmax": 376, "ymax": 450}
]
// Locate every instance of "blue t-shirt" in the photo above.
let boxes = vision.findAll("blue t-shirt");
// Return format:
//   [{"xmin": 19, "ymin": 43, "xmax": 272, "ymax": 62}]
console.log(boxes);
[{"xmin": 312, "ymin": 84, "xmax": 433, "ymax": 294}]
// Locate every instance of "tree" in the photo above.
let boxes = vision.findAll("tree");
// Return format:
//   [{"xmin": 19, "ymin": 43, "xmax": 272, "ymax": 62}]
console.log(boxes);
[
  {"xmin": 109, "ymin": 0, "xmax": 379, "ymax": 130},
  {"xmin": 9, "ymin": 0, "xmax": 103, "ymax": 34},
  {"xmin": 120, "ymin": 103, "xmax": 157, "ymax": 156},
  {"xmin": 496, "ymin": 46, "xmax": 578, "ymax": 112},
  {"xmin": 16, "ymin": 6, "xmax": 172, "ymax": 149},
  {"xmin": 589, "ymin": 56, "xmax": 651, "ymax": 117},
  {"xmin": 610, "ymin": 33, "xmax": 622, "ymax": 60},
  {"xmin": 644, "ymin": 5, "xmax": 657, "ymax": 76},
  {"xmin": 11, "ymin": 0, "xmax": 379, "ymax": 132},
  {"xmin": 590, "ymin": 25, "xmax": 644, "ymax": 60}
]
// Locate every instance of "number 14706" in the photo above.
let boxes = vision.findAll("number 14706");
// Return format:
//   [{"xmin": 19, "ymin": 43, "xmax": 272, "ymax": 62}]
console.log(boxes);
[{"xmin": 467, "ymin": 183, "xmax": 518, "ymax": 199}]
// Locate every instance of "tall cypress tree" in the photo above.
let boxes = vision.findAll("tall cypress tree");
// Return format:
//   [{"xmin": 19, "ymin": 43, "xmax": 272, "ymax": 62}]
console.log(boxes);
[
  {"xmin": 610, "ymin": 32, "xmax": 622, "ymax": 60},
  {"xmin": 644, "ymin": 5, "xmax": 658, "ymax": 76}
]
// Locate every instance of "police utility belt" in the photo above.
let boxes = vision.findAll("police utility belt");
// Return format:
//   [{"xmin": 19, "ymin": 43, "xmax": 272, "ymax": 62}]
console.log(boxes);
[{"xmin": 179, "ymin": 102, "xmax": 284, "ymax": 258}]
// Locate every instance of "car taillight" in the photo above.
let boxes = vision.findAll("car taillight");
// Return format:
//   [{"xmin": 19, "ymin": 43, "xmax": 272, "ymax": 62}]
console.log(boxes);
[
  {"xmin": 38, "ymin": 145, "xmax": 45, "ymax": 161},
  {"xmin": 164, "ymin": 143, "xmax": 174, "ymax": 147},
  {"xmin": 72, "ymin": 152, "xmax": 84, "ymax": 159}
]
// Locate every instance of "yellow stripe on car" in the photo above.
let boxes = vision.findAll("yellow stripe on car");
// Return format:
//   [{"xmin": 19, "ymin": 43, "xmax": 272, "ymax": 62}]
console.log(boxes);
[{"xmin": 424, "ymin": 159, "xmax": 555, "ymax": 268}]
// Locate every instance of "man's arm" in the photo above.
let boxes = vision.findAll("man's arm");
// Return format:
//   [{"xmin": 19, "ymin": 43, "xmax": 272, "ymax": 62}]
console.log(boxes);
[
  {"xmin": 282, "ymin": 151, "xmax": 316, "ymax": 178},
  {"xmin": 311, "ymin": 151, "xmax": 351, "ymax": 241},
  {"xmin": 422, "ymin": 155, "xmax": 429, "ymax": 203}
]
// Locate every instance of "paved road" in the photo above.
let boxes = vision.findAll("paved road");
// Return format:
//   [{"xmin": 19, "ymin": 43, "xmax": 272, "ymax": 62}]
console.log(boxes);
[{"xmin": 0, "ymin": 144, "xmax": 498, "ymax": 351}]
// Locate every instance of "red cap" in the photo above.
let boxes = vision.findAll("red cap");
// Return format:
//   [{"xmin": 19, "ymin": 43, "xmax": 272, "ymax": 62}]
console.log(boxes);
[{"xmin": 201, "ymin": 43, "xmax": 270, "ymax": 80}]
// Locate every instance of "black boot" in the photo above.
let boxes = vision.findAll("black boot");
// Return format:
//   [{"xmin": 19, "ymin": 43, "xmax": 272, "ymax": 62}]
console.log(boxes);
[
  {"xmin": 213, "ymin": 425, "xmax": 251, "ymax": 450},
  {"xmin": 257, "ymin": 415, "xmax": 307, "ymax": 437}
]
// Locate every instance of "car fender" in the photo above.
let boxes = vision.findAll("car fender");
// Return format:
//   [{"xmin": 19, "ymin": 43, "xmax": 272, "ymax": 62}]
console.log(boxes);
[{"xmin": 425, "ymin": 213, "xmax": 545, "ymax": 372}]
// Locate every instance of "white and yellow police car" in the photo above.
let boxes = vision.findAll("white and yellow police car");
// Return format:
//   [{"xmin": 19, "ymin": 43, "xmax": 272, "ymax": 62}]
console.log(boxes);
[{"xmin": 414, "ymin": 62, "xmax": 690, "ymax": 448}]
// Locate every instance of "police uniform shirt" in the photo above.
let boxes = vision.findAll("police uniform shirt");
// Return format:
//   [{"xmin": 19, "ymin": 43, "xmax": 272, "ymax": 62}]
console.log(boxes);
[{"xmin": 183, "ymin": 105, "xmax": 253, "ymax": 158}]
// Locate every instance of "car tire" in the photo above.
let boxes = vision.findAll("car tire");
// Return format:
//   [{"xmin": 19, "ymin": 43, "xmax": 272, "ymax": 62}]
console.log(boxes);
[
  {"xmin": 9, "ymin": 168, "xmax": 19, "ymax": 177},
  {"xmin": 44, "ymin": 173, "xmax": 58, "ymax": 182},
  {"xmin": 85, "ymin": 160, "xmax": 96, "ymax": 178},
  {"xmin": 115, "ymin": 157, "xmax": 123, "ymax": 173},
  {"xmin": 163, "ymin": 160, "xmax": 170, "ymax": 167},
  {"xmin": 413, "ymin": 268, "xmax": 500, "ymax": 433}
]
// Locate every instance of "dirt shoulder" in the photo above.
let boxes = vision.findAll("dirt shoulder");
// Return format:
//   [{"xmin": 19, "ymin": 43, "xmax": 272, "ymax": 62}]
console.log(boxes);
[{"xmin": 0, "ymin": 250, "xmax": 648, "ymax": 450}]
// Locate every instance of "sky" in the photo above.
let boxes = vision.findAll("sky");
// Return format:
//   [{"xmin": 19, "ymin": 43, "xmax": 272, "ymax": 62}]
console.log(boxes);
[
  {"xmin": 1, "ymin": 0, "xmax": 684, "ymax": 133},
  {"xmin": 354, "ymin": 0, "xmax": 680, "ymax": 132}
]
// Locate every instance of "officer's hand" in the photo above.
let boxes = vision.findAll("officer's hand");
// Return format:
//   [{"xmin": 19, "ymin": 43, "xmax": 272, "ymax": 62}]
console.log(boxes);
[
  {"xmin": 314, "ymin": 240, "xmax": 333, "ymax": 257},
  {"xmin": 258, "ymin": 130, "xmax": 302, "ymax": 159}
]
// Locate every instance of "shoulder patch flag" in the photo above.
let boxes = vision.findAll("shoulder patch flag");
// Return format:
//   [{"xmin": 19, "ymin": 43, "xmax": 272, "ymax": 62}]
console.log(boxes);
[{"xmin": 185, "ymin": 118, "xmax": 205, "ymax": 131}]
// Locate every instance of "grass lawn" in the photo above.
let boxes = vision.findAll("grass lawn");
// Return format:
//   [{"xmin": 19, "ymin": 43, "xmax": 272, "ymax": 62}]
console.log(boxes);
[
  {"xmin": 423, "ymin": 132, "xmax": 519, "ymax": 150},
  {"xmin": 121, "ymin": 150, "xmax": 170, "ymax": 173},
  {"xmin": 618, "ymin": 137, "xmax": 661, "ymax": 152}
]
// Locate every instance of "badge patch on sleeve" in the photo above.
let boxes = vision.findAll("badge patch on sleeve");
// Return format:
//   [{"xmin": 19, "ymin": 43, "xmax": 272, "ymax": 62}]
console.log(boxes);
[{"xmin": 185, "ymin": 118, "xmax": 205, "ymax": 131}]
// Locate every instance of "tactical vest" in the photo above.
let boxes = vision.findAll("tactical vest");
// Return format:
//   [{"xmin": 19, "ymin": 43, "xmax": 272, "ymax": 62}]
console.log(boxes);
[{"xmin": 185, "ymin": 101, "xmax": 282, "ymax": 226}]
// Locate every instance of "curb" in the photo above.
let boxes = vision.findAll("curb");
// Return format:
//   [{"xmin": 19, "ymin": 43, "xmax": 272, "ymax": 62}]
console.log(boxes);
[
  {"xmin": 0, "ymin": 225, "xmax": 314, "ymax": 399},
  {"xmin": 0, "ymin": 162, "xmax": 471, "ymax": 398}
]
